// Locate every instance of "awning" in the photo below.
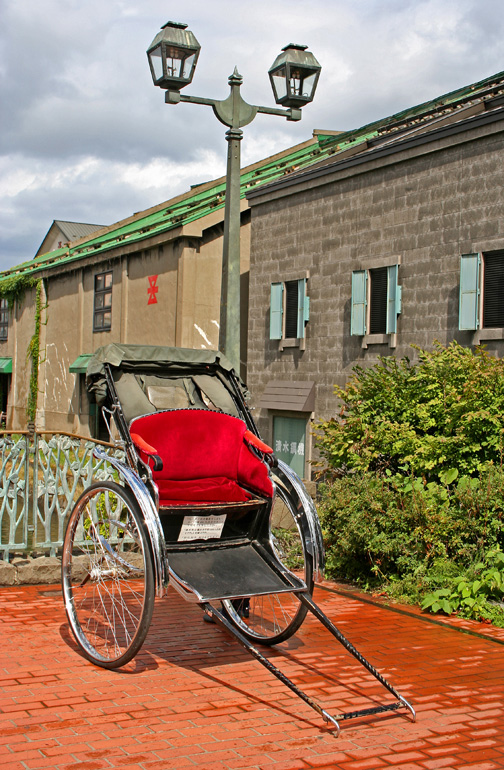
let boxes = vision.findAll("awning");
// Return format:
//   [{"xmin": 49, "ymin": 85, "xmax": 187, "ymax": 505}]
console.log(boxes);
[
  {"xmin": 258, "ymin": 381, "xmax": 315, "ymax": 412},
  {"xmin": 0, "ymin": 357, "xmax": 12, "ymax": 374},
  {"xmin": 69, "ymin": 354, "xmax": 93, "ymax": 374}
]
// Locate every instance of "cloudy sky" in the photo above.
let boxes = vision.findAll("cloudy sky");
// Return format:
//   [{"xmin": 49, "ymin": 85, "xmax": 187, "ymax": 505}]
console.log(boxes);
[{"xmin": 0, "ymin": 0, "xmax": 503, "ymax": 271}]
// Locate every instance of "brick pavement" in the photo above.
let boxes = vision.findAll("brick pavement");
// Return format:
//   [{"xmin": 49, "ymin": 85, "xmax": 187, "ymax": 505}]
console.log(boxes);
[{"xmin": 1, "ymin": 582, "xmax": 503, "ymax": 770}]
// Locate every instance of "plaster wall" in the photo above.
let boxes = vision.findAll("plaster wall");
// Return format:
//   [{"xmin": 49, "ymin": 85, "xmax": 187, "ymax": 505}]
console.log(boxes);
[
  {"xmin": 5, "ymin": 287, "xmax": 37, "ymax": 430},
  {"xmin": 5, "ymin": 214, "xmax": 251, "ymax": 435}
]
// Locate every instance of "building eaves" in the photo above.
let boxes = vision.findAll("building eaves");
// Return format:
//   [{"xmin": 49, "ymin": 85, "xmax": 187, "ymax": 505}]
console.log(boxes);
[
  {"xmin": 300, "ymin": 68, "xmax": 504, "ymax": 178},
  {"xmin": 0, "ymin": 137, "xmax": 336, "ymax": 283},
  {"xmin": 313, "ymin": 68, "xmax": 504, "ymax": 148},
  {"xmin": 248, "ymin": 95, "xmax": 504, "ymax": 201}
]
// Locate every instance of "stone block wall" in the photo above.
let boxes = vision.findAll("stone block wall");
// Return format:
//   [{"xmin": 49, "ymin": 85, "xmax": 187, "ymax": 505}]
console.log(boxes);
[{"xmin": 247, "ymin": 125, "xmax": 504, "ymax": 447}]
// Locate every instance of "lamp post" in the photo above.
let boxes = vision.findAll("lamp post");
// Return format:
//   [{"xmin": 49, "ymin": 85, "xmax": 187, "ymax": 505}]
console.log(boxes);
[{"xmin": 147, "ymin": 21, "xmax": 321, "ymax": 372}]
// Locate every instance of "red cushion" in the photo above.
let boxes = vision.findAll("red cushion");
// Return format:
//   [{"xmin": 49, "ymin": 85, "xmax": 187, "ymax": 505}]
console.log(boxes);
[
  {"xmin": 130, "ymin": 409, "xmax": 273, "ymax": 504},
  {"xmin": 156, "ymin": 477, "xmax": 252, "ymax": 504}
]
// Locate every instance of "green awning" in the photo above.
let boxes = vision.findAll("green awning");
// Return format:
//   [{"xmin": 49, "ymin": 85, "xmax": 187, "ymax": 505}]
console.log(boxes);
[
  {"xmin": 0, "ymin": 357, "xmax": 12, "ymax": 374},
  {"xmin": 69, "ymin": 354, "xmax": 93, "ymax": 374}
]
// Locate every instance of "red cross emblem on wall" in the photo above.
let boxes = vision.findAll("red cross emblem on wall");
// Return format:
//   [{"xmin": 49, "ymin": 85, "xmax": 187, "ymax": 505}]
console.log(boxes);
[{"xmin": 147, "ymin": 275, "xmax": 158, "ymax": 305}]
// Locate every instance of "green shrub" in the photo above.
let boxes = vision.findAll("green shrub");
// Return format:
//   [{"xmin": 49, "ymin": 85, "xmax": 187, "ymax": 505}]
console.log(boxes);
[
  {"xmin": 315, "ymin": 342, "xmax": 504, "ymax": 624},
  {"xmin": 315, "ymin": 341, "xmax": 504, "ymax": 482},
  {"xmin": 319, "ymin": 467, "xmax": 504, "ymax": 586},
  {"xmin": 421, "ymin": 548, "xmax": 504, "ymax": 623},
  {"xmin": 319, "ymin": 472, "xmax": 423, "ymax": 584}
]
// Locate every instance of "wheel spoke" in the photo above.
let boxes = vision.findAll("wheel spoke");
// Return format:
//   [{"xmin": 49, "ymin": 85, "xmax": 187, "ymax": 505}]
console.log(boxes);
[
  {"xmin": 223, "ymin": 483, "xmax": 313, "ymax": 644},
  {"xmin": 62, "ymin": 482, "xmax": 155, "ymax": 668}
]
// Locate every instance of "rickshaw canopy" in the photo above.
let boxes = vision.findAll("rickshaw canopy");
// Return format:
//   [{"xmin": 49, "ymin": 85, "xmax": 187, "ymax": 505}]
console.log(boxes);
[{"xmin": 86, "ymin": 343, "xmax": 249, "ymax": 423}]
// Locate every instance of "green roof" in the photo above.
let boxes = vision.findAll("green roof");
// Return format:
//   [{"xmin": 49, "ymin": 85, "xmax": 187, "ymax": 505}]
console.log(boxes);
[{"xmin": 3, "ymin": 68, "xmax": 504, "ymax": 283}]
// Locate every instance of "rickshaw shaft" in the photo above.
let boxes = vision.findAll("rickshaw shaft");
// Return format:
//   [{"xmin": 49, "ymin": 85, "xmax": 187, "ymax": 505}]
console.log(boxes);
[
  {"xmin": 202, "ymin": 601, "xmax": 342, "ymax": 735},
  {"xmin": 202, "ymin": 593, "xmax": 415, "ymax": 733},
  {"xmin": 299, "ymin": 593, "xmax": 407, "ymax": 702}
]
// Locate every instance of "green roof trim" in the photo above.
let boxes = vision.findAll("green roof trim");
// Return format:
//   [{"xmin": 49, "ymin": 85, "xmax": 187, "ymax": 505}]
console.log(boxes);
[
  {"xmin": 0, "ymin": 357, "xmax": 12, "ymax": 374},
  {"xmin": 69, "ymin": 354, "xmax": 93, "ymax": 374},
  {"xmin": 2, "ymin": 68, "xmax": 503, "ymax": 283}
]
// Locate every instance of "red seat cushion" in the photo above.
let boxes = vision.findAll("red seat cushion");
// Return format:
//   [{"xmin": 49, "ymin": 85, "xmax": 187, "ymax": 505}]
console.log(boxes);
[{"xmin": 130, "ymin": 409, "xmax": 273, "ymax": 505}]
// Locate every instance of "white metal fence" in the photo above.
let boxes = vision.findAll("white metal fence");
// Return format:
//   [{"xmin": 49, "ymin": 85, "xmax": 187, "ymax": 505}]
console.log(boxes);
[{"xmin": 0, "ymin": 432, "xmax": 124, "ymax": 558}]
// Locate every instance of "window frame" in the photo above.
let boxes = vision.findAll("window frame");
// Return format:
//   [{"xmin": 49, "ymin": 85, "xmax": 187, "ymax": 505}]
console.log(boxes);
[
  {"xmin": 0, "ymin": 298, "xmax": 9, "ymax": 341},
  {"xmin": 459, "ymin": 251, "xmax": 504, "ymax": 339},
  {"xmin": 93, "ymin": 270, "xmax": 113, "ymax": 333},
  {"xmin": 351, "ymin": 260, "xmax": 402, "ymax": 343},
  {"xmin": 270, "ymin": 272, "xmax": 310, "ymax": 349}
]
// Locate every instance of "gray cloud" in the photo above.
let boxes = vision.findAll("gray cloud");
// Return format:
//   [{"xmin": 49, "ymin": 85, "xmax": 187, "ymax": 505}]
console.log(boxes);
[{"xmin": 1, "ymin": 0, "xmax": 503, "ymax": 269}]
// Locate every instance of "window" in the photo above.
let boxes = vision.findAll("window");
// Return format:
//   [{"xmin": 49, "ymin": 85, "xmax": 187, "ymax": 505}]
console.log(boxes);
[
  {"xmin": 0, "ymin": 299, "xmax": 8, "ymax": 341},
  {"xmin": 369, "ymin": 267, "xmax": 388, "ymax": 334},
  {"xmin": 483, "ymin": 253, "xmax": 504, "ymax": 327},
  {"xmin": 459, "ymin": 251, "xmax": 504, "ymax": 331},
  {"xmin": 270, "ymin": 278, "xmax": 309, "ymax": 342},
  {"xmin": 93, "ymin": 271, "xmax": 112, "ymax": 332},
  {"xmin": 351, "ymin": 264, "xmax": 401, "ymax": 336}
]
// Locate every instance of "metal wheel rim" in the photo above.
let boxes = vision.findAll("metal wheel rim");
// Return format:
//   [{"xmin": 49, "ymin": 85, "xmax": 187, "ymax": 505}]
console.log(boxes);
[
  {"xmin": 222, "ymin": 485, "xmax": 312, "ymax": 642},
  {"xmin": 62, "ymin": 483, "xmax": 152, "ymax": 665}
]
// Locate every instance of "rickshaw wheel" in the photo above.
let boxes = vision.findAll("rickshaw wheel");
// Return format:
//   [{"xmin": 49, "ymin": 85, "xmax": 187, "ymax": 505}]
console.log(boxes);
[
  {"xmin": 222, "ymin": 483, "xmax": 314, "ymax": 645},
  {"xmin": 62, "ymin": 480, "xmax": 155, "ymax": 669}
]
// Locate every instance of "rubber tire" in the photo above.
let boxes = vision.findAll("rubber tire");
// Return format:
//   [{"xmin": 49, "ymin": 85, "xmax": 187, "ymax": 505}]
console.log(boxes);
[
  {"xmin": 222, "ymin": 482, "xmax": 314, "ymax": 645},
  {"xmin": 62, "ymin": 480, "xmax": 155, "ymax": 669}
]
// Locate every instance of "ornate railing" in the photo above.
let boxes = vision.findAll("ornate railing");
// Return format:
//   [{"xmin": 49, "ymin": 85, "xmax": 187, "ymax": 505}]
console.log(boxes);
[{"xmin": 0, "ymin": 432, "xmax": 125, "ymax": 558}]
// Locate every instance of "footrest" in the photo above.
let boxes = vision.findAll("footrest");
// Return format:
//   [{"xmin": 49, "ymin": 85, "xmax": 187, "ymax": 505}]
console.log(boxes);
[
  {"xmin": 168, "ymin": 542, "xmax": 305, "ymax": 602},
  {"xmin": 335, "ymin": 701, "xmax": 406, "ymax": 721}
]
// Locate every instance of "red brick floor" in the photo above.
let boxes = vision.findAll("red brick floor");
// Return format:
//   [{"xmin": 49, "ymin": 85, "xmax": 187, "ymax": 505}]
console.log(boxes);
[{"xmin": 1, "ymin": 582, "xmax": 503, "ymax": 770}]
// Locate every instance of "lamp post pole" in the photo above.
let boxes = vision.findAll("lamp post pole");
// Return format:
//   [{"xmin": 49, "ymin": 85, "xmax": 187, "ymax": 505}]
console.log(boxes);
[
  {"xmin": 147, "ymin": 22, "xmax": 321, "ymax": 373},
  {"xmin": 220, "ymin": 76, "xmax": 243, "ymax": 371}
]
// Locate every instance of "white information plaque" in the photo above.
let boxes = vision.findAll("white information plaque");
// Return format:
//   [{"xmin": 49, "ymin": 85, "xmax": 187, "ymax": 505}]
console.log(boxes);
[{"xmin": 178, "ymin": 514, "xmax": 227, "ymax": 542}]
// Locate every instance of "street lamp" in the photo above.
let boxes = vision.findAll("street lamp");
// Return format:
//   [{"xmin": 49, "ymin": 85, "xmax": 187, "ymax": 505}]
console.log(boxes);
[{"xmin": 147, "ymin": 21, "xmax": 321, "ymax": 372}]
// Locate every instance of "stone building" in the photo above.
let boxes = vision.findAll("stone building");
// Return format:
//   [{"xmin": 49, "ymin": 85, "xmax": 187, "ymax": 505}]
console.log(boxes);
[{"xmin": 246, "ymin": 70, "xmax": 504, "ymax": 479}]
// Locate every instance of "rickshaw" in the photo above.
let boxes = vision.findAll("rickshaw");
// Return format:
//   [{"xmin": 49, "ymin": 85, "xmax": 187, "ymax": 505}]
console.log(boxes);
[{"xmin": 61, "ymin": 344, "xmax": 415, "ymax": 735}]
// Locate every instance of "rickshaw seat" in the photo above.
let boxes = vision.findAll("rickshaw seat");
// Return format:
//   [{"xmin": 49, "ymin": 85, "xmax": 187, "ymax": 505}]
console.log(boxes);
[{"xmin": 130, "ymin": 409, "xmax": 274, "ymax": 505}]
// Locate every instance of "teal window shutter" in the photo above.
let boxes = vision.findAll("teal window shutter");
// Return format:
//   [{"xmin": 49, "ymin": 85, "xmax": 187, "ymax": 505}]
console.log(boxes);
[
  {"xmin": 459, "ymin": 254, "xmax": 480, "ymax": 330},
  {"xmin": 270, "ymin": 282, "xmax": 284, "ymax": 339},
  {"xmin": 296, "ymin": 278, "xmax": 308, "ymax": 338},
  {"xmin": 396, "ymin": 284, "xmax": 402, "ymax": 315},
  {"xmin": 386, "ymin": 264, "xmax": 400, "ymax": 334},
  {"xmin": 351, "ymin": 270, "xmax": 367, "ymax": 335}
]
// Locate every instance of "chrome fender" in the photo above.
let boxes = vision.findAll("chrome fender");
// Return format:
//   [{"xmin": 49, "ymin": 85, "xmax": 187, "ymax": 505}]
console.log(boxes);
[
  {"xmin": 93, "ymin": 447, "xmax": 169, "ymax": 596},
  {"xmin": 272, "ymin": 459, "xmax": 325, "ymax": 581}
]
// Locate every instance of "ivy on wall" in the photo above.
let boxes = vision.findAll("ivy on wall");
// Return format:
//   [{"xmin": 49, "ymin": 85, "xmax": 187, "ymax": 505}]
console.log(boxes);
[
  {"xmin": 0, "ymin": 273, "xmax": 39, "ymax": 308},
  {"xmin": 26, "ymin": 280, "xmax": 43, "ymax": 423},
  {"xmin": 0, "ymin": 272, "xmax": 47, "ymax": 423}
]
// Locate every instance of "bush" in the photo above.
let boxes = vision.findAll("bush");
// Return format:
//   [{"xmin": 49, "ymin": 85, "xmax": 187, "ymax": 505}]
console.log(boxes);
[
  {"xmin": 319, "ymin": 466, "xmax": 504, "ymax": 581},
  {"xmin": 315, "ymin": 342, "xmax": 504, "ymax": 625},
  {"xmin": 315, "ymin": 341, "xmax": 504, "ymax": 482},
  {"xmin": 318, "ymin": 466, "xmax": 504, "ymax": 622}
]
